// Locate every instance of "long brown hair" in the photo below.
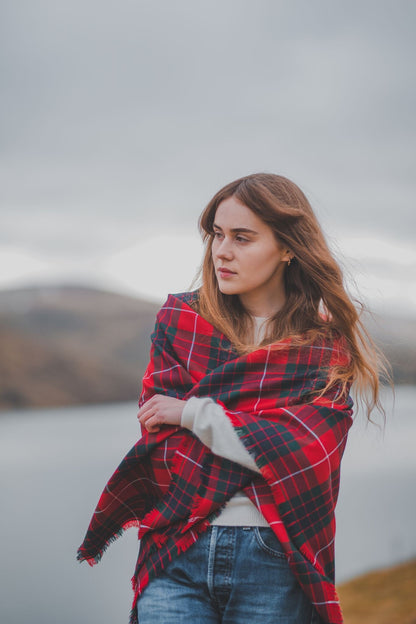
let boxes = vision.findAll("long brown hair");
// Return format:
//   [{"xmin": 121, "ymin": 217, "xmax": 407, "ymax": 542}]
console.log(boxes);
[{"xmin": 194, "ymin": 173, "xmax": 389, "ymax": 418}]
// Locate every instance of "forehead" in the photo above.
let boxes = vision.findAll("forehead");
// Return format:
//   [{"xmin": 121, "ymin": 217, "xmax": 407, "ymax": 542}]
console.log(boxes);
[{"xmin": 214, "ymin": 196, "xmax": 269, "ymax": 232}]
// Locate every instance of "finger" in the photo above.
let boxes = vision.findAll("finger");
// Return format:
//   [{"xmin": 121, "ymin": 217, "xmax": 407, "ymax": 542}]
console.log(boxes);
[
  {"xmin": 140, "ymin": 421, "xmax": 160, "ymax": 434},
  {"xmin": 138, "ymin": 400, "xmax": 157, "ymax": 421},
  {"xmin": 138, "ymin": 409, "xmax": 155, "ymax": 426},
  {"xmin": 137, "ymin": 395, "xmax": 161, "ymax": 419},
  {"xmin": 137, "ymin": 403, "xmax": 151, "ymax": 419},
  {"xmin": 143, "ymin": 424, "xmax": 159, "ymax": 433},
  {"xmin": 141, "ymin": 408, "xmax": 164, "ymax": 429},
  {"xmin": 143, "ymin": 416, "xmax": 160, "ymax": 433}
]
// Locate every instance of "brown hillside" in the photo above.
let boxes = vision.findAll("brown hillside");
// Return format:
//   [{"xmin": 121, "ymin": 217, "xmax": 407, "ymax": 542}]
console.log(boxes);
[
  {"xmin": 338, "ymin": 558, "xmax": 416, "ymax": 624},
  {"xmin": 0, "ymin": 285, "xmax": 159, "ymax": 410},
  {"xmin": 0, "ymin": 324, "xmax": 145, "ymax": 409}
]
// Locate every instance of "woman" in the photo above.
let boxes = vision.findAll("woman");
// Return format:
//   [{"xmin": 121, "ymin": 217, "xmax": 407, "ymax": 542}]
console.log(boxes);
[{"xmin": 78, "ymin": 173, "xmax": 385, "ymax": 624}]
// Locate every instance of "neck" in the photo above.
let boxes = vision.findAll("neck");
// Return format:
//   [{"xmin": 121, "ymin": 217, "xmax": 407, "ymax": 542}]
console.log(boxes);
[{"xmin": 239, "ymin": 286, "xmax": 286, "ymax": 318}]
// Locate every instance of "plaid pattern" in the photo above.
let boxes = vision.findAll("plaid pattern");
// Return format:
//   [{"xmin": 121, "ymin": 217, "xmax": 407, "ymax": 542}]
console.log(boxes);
[{"xmin": 77, "ymin": 292, "xmax": 353, "ymax": 624}]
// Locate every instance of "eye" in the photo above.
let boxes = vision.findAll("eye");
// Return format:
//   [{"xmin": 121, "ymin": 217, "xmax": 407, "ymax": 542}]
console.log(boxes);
[
  {"xmin": 213, "ymin": 231, "xmax": 224, "ymax": 240},
  {"xmin": 236, "ymin": 235, "xmax": 249, "ymax": 243}
]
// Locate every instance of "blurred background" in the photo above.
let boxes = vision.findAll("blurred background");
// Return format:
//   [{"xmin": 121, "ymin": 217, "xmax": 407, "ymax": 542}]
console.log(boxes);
[{"xmin": 1, "ymin": 1, "xmax": 415, "ymax": 622}]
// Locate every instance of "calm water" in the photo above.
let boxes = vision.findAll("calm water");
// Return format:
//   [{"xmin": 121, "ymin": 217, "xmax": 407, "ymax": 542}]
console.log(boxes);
[{"xmin": 0, "ymin": 386, "xmax": 415, "ymax": 624}]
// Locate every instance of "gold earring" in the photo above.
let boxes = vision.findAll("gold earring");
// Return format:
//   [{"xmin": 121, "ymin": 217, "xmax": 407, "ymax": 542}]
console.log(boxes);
[{"xmin": 287, "ymin": 258, "xmax": 291, "ymax": 267}]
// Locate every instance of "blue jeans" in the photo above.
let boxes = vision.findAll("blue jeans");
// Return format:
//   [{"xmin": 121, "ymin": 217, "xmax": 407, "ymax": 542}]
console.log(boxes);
[{"xmin": 137, "ymin": 526, "xmax": 321, "ymax": 623}]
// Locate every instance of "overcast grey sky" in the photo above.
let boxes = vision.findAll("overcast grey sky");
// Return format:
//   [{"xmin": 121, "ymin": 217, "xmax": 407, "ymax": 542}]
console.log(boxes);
[{"xmin": 1, "ymin": 0, "xmax": 415, "ymax": 314}]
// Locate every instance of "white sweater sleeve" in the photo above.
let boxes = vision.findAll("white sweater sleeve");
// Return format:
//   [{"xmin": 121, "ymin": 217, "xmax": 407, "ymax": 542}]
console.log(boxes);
[{"xmin": 181, "ymin": 396, "xmax": 260, "ymax": 474}]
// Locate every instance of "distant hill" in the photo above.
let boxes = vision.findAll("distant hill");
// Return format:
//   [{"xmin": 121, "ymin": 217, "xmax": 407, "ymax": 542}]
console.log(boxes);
[
  {"xmin": 0, "ymin": 285, "xmax": 160, "ymax": 410},
  {"xmin": 0, "ymin": 284, "xmax": 414, "ymax": 411},
  {"xmin": 364, "ymin": 312, "xmax": 416, "ymax": 384}
]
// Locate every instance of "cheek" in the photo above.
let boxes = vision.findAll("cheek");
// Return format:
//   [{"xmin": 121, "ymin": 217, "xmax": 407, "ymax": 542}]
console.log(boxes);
[
  {"xmin": 248, "ymin": 247, "xmax": 280, "ymax": 270},
  {"xmin": 211, "ymin": 241, "xmax": 217, "ymax": 254},
  {"xmin": 211, "ymin": 238, "xmax": 219, "ymax": 256}
]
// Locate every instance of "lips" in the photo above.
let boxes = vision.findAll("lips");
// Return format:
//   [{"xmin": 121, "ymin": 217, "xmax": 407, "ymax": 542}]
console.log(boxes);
[{"xmin": 217, "ymin": 267, "xmax": 236, "ymax": 277}]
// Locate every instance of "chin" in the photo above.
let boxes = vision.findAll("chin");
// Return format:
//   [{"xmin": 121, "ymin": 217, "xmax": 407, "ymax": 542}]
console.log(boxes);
[
  {"xmin": 218, "ymin": 285, "xmax": 239, "ymax": 296},
  {"xmin": 219, "ymin": 288, "xmax": 239, "ymax": 297}
]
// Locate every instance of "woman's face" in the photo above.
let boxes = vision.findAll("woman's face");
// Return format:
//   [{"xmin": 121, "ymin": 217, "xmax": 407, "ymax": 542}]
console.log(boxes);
[{"xmin": 211, "ymin": 196, "xmax": 291, "ymax": 315}]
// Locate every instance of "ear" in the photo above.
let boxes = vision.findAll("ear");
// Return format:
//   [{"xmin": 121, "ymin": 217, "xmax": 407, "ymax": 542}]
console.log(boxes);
[{"xmin": 281, "ymin": 248, "xmax": 294, "ymax": 263}]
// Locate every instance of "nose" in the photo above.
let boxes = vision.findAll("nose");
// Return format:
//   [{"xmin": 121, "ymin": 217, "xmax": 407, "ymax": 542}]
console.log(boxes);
[{"xmin": 214, "ymin": 237, "xmax": 234, "ymax": 260}]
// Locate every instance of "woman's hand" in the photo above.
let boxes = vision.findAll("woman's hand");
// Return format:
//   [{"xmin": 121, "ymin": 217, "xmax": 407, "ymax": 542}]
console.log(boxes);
[{"xmin": 138, "ymin": 394, "xmax": 186, "ymax": 433}]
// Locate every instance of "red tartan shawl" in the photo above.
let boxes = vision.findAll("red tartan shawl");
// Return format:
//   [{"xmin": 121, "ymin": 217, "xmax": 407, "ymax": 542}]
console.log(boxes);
[{"xmin": 77, "ymin": 291, "xmax": 353, "ymax": 624}]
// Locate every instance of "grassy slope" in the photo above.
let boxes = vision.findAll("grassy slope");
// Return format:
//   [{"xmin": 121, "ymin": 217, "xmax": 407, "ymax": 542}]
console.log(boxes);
[{"xmin": 338, "ymin": 558, "xmax": 416, "ymax": 624}]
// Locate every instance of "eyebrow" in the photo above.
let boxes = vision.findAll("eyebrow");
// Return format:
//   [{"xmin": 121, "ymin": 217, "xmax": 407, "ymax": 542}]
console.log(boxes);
[{"xmin": 212, "ymin": 223, "xmax": 259, "ymax": 235}]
